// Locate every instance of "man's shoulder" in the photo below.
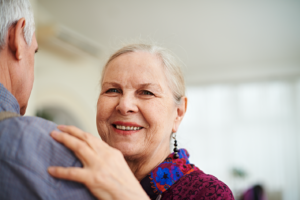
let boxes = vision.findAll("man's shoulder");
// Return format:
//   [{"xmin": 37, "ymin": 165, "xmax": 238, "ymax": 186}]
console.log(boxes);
[
  {"xmin": 0, "ymin": 116, "xmax": 96, "ymax": 199},
  {"xmin": 0, "ymin": 115, "xmax": 56, "ymax": 153},
  {"xmin": 163, "ymin": 170, "xmax": 234, "ymax": 200},
  {"xmin": 0, "ymin": 115, "xmax": 57, "ymax": 135},
  {"xmin": 3, "ymin": 115, "xmax": 57, "ymax": 130},
  {"xmin": 0, "ymin": 115, "xmax": 79, "ymax": 170}
]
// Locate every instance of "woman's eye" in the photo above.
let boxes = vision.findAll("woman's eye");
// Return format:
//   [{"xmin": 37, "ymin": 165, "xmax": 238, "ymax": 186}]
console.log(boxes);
[
  {"xmin": 106, "ymin": 88, "xmax": 120, "ymax": 93},
  {"xmin": 141, "ymin": 90, "xmax": 154, "ymax": 96}
]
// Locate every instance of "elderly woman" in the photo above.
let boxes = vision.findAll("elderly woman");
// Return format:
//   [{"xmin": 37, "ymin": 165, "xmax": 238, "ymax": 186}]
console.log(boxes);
[{"xmin": 48, "ymin": 44, "xmax": 234, "ymax": 200}]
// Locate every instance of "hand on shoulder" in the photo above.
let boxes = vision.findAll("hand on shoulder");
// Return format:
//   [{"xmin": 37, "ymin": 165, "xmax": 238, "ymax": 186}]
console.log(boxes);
[{"xmin": 48, "ymin": 125, "xmax": 150, "ymax": 200}]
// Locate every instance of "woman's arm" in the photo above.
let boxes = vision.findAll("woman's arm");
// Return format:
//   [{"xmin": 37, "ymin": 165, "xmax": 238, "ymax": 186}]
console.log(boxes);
[{"xmin": 48, "ymin": 125, "xmax": 150, "ymax": 200}]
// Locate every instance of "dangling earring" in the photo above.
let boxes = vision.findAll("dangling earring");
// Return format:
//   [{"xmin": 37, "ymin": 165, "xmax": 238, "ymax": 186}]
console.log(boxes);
[{"xmin": 172, "ymin": 133, "xmax": 179, "ymax": 159}]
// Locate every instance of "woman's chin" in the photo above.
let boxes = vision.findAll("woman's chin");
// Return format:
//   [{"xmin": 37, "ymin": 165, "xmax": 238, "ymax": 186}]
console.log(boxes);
[{"xmin": 112, "ymin": 142, "xmax": 142, "ymax": 159}]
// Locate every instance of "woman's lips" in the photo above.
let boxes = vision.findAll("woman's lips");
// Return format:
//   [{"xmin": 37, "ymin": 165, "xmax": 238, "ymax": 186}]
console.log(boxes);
[{"xmin": 112, "ymin": 121, "xmax": 143, "ymax": 135}]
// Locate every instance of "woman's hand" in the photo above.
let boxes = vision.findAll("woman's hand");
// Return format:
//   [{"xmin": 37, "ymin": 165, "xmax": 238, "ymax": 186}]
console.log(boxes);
[{"xmin": 48, "ymin": 125, "xmax": 149, "ymax": 200}]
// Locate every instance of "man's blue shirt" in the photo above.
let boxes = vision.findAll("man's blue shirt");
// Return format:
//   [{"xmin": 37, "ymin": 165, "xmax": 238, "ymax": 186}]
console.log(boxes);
[{"xmin": 0, "ymin": 83, "xmax": 96, "ymax": 200}]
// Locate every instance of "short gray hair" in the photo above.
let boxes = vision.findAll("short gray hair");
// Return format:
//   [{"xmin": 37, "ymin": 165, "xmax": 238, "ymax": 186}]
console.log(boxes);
[
  {"xmin": 101, "ymin": 44, "xmax": 185, "ymax": 104},
  {"xmin": 0, "ymin": 0, "xmax": 35, "ymax": 49}
]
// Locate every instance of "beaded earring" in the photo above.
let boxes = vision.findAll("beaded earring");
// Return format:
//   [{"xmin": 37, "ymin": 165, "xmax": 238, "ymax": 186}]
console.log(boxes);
[{"xmin": 172, "ymin": 133, "xmax": 179, "ymax": 159}]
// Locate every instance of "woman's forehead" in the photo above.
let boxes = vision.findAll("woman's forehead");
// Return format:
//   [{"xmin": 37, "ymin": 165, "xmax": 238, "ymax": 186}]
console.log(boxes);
[
  {"xmin": 102, "ymin": 52, "xmax": 167, "ymax": 85},
  {"xmin": 108, "ymin": 51, "xmax": 162, "ymax": 68}
]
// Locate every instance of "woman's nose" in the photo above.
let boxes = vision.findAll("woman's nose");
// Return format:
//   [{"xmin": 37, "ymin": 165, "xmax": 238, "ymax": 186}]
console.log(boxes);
[{"xmin": 116, "ymin": 93, "xmax": 138, "ymax": 115}]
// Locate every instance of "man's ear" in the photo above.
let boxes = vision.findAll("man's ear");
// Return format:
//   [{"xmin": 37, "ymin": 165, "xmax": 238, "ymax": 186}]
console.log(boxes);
[
  {"xmin": 172, "ymin": 96, "xmax": 188, "ymax": 133},
  {"xmin": 8, "ymin": 18, "xmax": 26, "ymax": 60}
]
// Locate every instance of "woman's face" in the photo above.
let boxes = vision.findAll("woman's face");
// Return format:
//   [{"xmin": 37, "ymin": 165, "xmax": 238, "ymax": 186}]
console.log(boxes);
[{"xmin": 96, "ymin": 51, "xmax": 185, "ymax": 160}]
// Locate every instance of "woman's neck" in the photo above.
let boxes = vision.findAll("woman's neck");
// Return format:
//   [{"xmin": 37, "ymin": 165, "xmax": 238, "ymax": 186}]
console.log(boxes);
[{"xmin": 126, "ymin": 148, "xmax": 171, "ymax": 181}]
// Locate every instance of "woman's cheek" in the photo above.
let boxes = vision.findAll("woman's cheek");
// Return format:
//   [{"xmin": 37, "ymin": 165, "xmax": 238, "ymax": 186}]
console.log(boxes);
[
  {"xmin": 97, "ymin": 99, "xmax": 112, "ymax": 141},
  {"xmin": 97, "ymin": 120, "xmax": 110, "ymax": 142},
  {"xmin": 97, "ymin": 97, "xmax": 116, "ymax": 118}
]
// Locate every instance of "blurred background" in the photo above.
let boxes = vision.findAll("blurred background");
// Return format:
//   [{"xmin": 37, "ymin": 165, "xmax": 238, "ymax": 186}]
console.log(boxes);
[{"xmin": 26, "ymin": 0, "xmax": 300, "ymax": 199}]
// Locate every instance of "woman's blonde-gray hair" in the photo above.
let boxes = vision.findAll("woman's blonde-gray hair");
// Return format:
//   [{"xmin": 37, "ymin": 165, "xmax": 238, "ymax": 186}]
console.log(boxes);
[
  {"xmin": 101, "ymin": 44, "xmax": 185, "ymax": 104},
  {"xmin": 0, "ymin": 0, "xmax": 35, "ymax": 49}
]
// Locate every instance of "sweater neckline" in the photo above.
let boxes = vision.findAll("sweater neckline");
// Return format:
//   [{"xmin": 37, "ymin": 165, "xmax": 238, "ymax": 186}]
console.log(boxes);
[{"xmin": 140, "ymin": 149, "xmax": 200, "ymax": 200}]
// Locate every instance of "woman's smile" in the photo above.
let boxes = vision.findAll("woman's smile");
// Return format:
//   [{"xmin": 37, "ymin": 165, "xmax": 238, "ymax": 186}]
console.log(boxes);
[{"xmin": 112, "ymin": 121, "xmax": 144, "ymax": 135}]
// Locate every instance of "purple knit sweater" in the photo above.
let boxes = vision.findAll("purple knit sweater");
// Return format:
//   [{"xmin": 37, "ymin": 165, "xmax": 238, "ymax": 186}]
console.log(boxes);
[{"xmin": 140, "ymin": 149, "xmax": 234, "ymax": 200}]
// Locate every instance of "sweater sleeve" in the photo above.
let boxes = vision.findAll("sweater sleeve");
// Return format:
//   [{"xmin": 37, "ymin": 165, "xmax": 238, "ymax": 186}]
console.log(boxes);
[{"xmin": 162, "ymin": 170, "xmax": 234, "ymax": 200}]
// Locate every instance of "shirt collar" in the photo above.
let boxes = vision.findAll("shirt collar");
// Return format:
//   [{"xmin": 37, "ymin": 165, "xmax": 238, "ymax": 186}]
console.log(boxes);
[
  {"xmin": 0, "ymin": 83, "xmax": 20, "ymax": 114},
  {"xmin": 140, "ymin": 149, "xmax": 200, "ymax": 200}
]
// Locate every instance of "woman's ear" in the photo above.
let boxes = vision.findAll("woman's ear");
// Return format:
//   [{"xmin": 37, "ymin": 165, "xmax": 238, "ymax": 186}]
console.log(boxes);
[
  {"xmin": 172, "ymin": 96, "xmax": 188, "ymax": 133},
  {"xmin": 8, "ymin": 18, "xmax": 26, "ymax": 60}
]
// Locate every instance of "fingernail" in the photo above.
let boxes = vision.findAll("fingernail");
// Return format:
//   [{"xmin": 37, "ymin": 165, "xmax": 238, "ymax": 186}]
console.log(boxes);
[
  {"xmin": 57, "ymin": 125, "xmax": 66, "ymax": 130},
  {"xmin": 51, "ymin": 130, "xmax": 60, "ymax": 136},
  {"xmin": 48, "ymin": 167, "xmax": 55, "ymax": 174}
]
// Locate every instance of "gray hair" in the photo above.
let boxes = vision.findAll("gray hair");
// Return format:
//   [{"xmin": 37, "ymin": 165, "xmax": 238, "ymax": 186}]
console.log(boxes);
[
  {"xmin": 0, "ymin": 0, "xmax": 35, "ymax": 49},
  {"xmin": 101, "ymin": 44, "xmax": 185, "ymax": 104}
]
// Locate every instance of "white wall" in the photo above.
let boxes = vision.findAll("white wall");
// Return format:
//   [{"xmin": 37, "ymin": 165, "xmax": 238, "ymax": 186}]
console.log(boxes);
[{"xmin": 31, "ymin": 45, "xmax": 104, "ymax": 136}]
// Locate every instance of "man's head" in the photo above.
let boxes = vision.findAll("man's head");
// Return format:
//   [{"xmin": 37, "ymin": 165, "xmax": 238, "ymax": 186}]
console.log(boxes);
[
  {"xmin": 0, "ymin": 0, "xmax": 37, "ymax": 115},
  {"xmin": 0, "ymin": 0, "xmax": 35, "ymax": 48}
]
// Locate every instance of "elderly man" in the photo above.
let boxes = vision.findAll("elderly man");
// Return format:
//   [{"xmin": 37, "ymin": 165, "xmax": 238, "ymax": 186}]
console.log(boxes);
[{"xmin": 0, "ymin": 0, "xmax": 95, "ymax": 199}]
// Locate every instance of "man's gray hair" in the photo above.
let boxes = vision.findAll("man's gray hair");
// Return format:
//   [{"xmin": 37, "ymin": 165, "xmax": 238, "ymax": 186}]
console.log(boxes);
[
  {"xmin": 101, "ymin": 44, "xmax": 186, "ymax": 105},
  {"xmin": 0, "ymin": 0, "xmax": 35, "ymax": 49}
]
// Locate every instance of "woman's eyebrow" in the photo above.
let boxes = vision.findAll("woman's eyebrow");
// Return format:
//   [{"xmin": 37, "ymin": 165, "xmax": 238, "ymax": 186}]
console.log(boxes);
[{"xmin": 102, "ymin": 82, "xmax": 120, "ymax": 87}]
